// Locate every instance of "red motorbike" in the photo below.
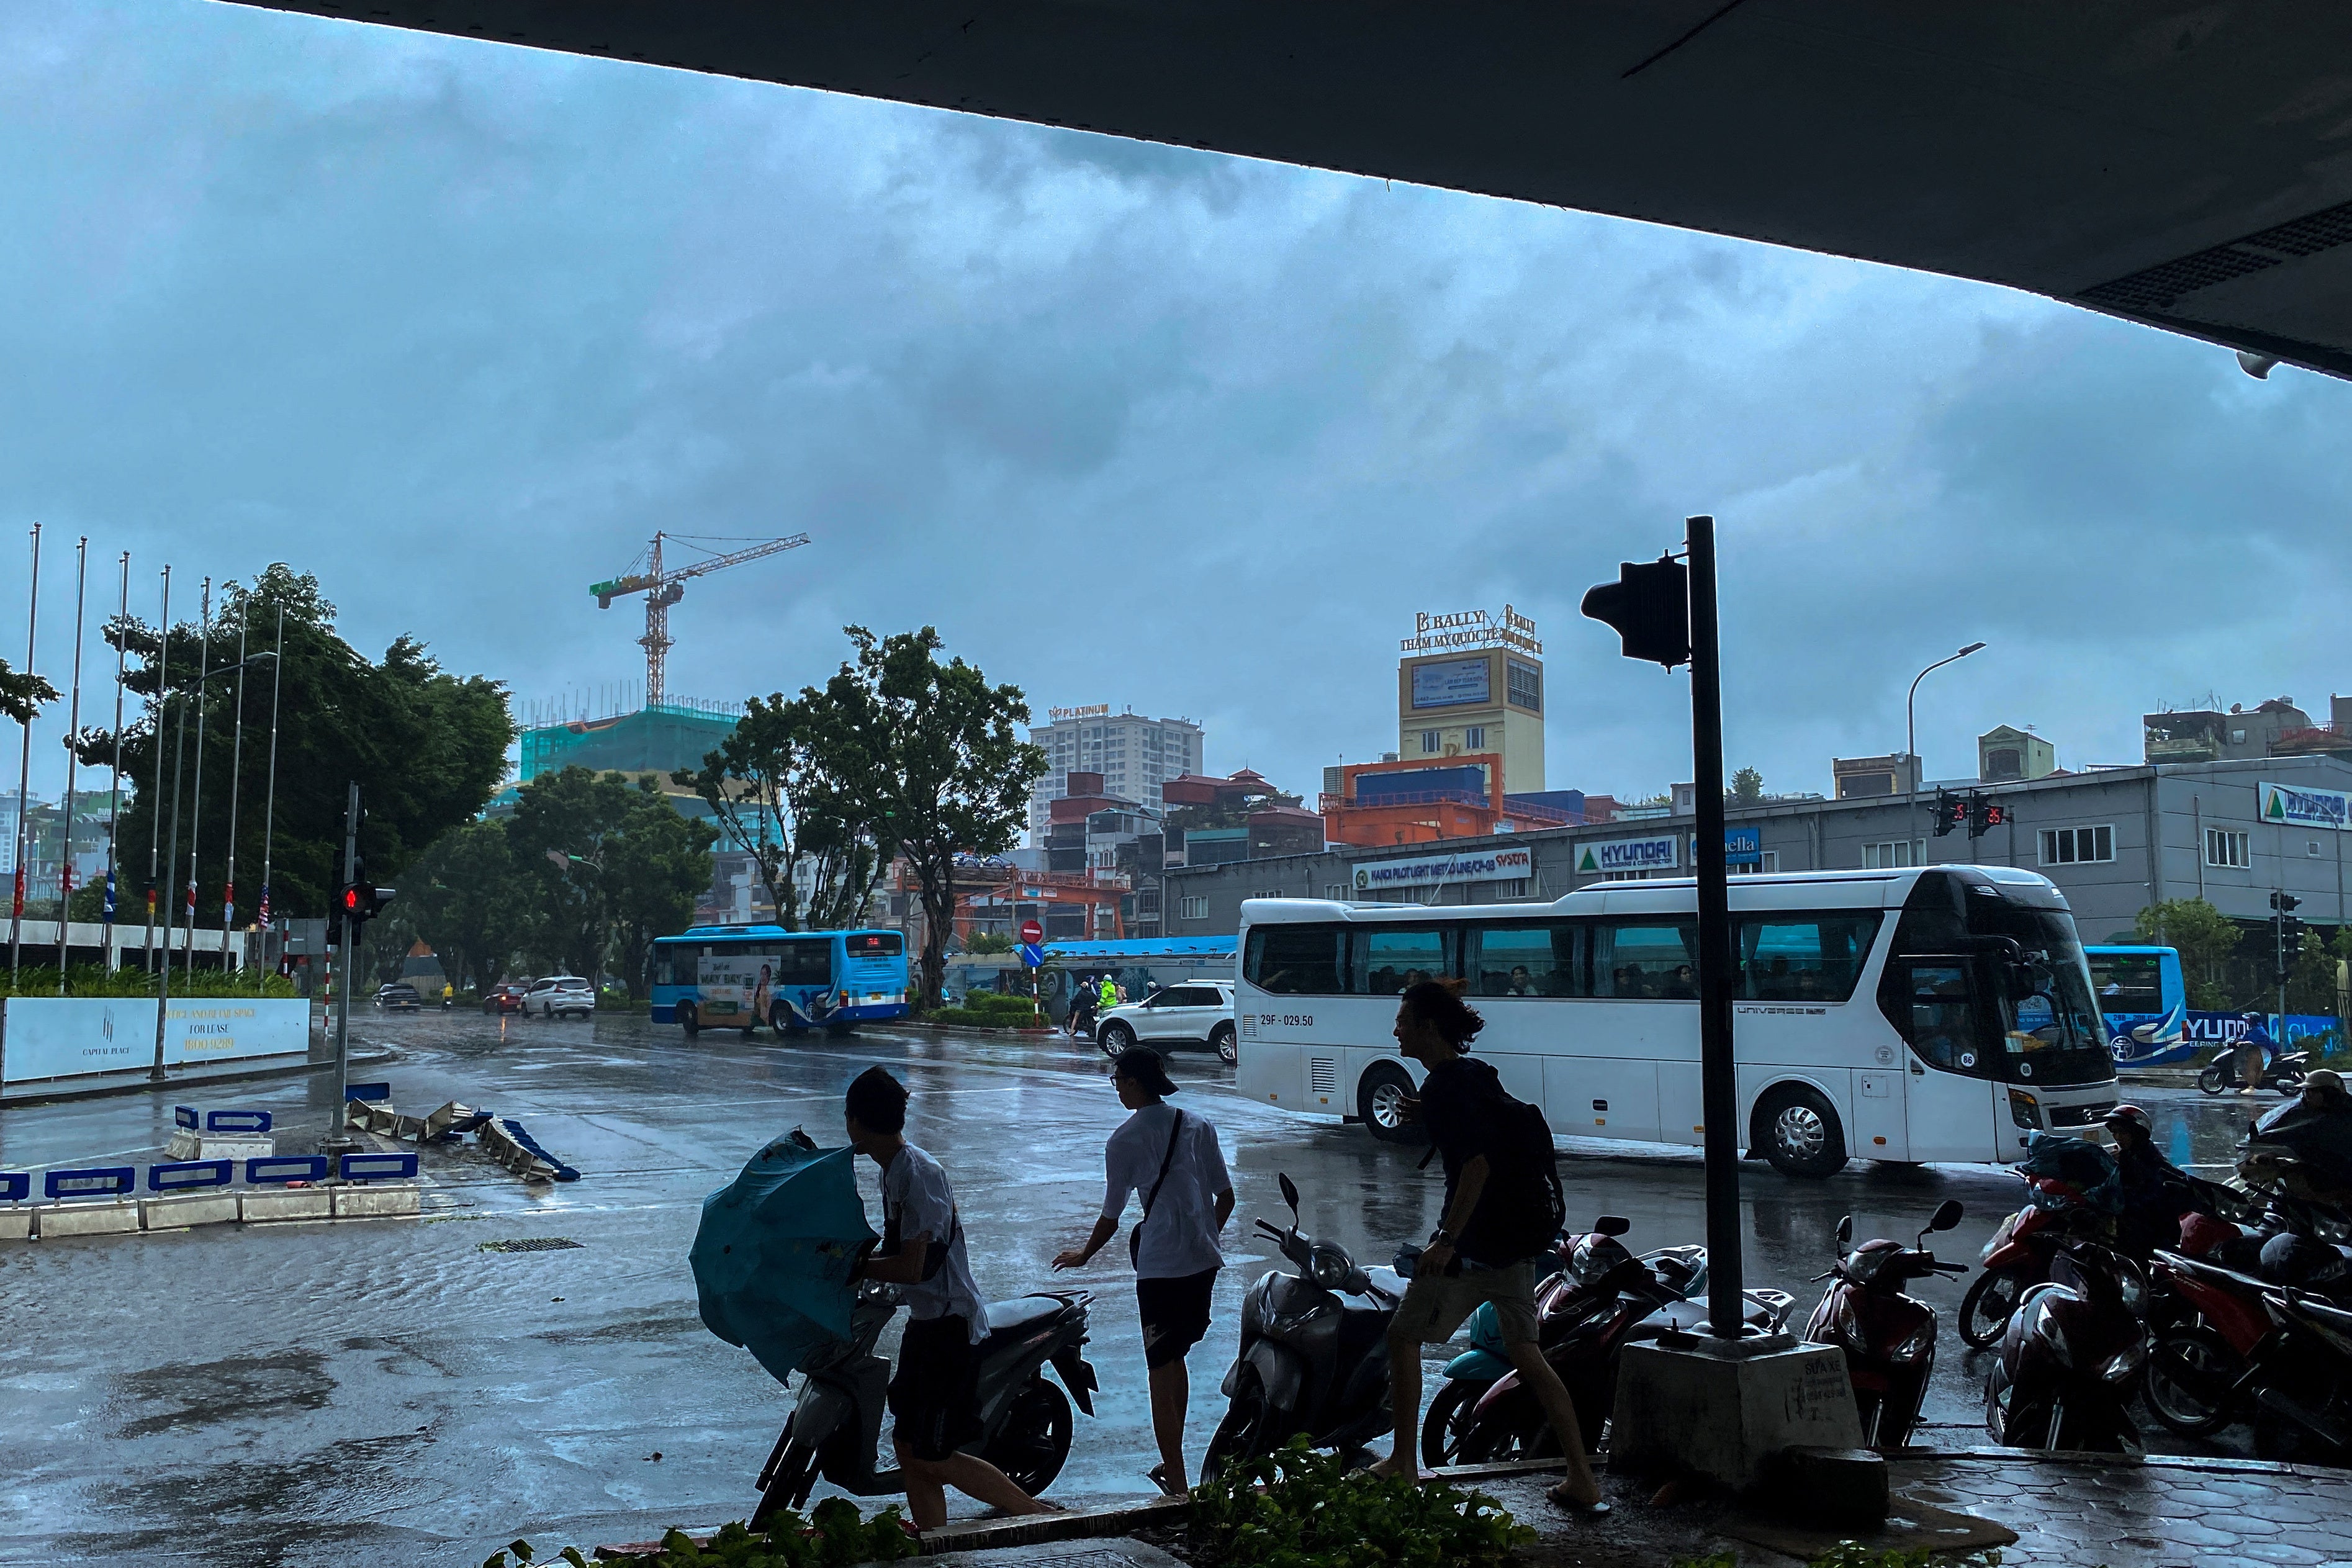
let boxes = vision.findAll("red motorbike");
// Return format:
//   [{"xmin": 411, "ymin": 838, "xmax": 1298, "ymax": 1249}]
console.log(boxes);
[
  {"xmin": 2143, "ymin": 1248, "xmax": 2276, "ymax": 1437},
  {"xmin": 1805, "ymin": 1200, "xmax": 1968, "ymax": 1449}
]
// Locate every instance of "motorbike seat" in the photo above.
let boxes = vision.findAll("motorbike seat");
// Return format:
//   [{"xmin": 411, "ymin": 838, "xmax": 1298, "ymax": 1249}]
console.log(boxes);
[{"xmin": 982, "ymin": 1296, "xmax": 1066, "ymax": 1340}]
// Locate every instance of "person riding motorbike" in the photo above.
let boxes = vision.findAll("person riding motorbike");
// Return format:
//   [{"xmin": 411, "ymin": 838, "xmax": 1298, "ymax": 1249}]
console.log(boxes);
[
  {"xmin": 2236, "ymin": 1012, "xmax": 2278, "ymax": 1096},
  {"xmin": 2249, "ymin": 1067, "xmax": 2352, "ymax": 1205},
  {"xmin": 2101, "ymin": 1104, "xmax": 2195, "ymax": 1258}
]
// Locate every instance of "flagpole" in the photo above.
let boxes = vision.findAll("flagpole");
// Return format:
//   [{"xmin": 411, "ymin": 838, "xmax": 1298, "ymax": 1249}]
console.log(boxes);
[
  {"xmin": 184, "ymin": 581, "xmax": 211, "ymax": 975},
  {"xmin": 222, "ymin": 597, "xmax": 247, "ymax": 978},
  {"xmin": 145, "ymin": 566, "xmax": 169, "ymax": 974},
  {"xmin": 104, "ymin": 552, "xmax": 127, "ymax": 976},
  {"xmin": 53, "ymin": 536, "xmax": 86, "ymax": 991},
  {"xmin": 151, "ymin": 579, "xmax": 197, "ymax": 1080},
  {"xmin": 258, "ymin": 600, "xmax": 284, "ymax": 992},
  {"xmin": 10, "ymin": 522, "xmax": 42, "ymax": 978}
]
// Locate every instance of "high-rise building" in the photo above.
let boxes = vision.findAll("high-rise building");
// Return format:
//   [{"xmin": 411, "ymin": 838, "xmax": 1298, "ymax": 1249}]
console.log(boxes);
[
  {"xmin": 1028, "ymin": 706, "xmax": 1204, "ymax": 841},
  {"xmin": 1395, "ymin": 605, "xmax": 1546, "ymax": 796}
]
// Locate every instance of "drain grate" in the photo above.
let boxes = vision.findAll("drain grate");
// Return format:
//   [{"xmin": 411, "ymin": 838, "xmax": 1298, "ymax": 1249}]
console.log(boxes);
[{"xmin": 478, "ymin": 1237, "xmax": 583, "ymax": 1254}]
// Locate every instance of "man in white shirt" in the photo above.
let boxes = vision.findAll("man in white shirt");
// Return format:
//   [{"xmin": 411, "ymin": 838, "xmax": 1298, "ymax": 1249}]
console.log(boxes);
[
  {"xmin": 1054, "ymin": 1047, "xmax": 1233, "ymax": 1493},
  {"xmin": 846, "ymin": 1066, "xmax": 1053, "ymax": 1530}
]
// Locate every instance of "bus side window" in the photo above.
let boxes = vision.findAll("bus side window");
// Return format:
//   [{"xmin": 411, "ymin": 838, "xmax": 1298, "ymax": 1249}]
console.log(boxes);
[
  {"xmin": 1469, "ymin": 924, "xmax": 1583, "ymax": 997},
  {"xmin": 1245, "ymin": 925, "xmax": 1348, "ymax": 994},
  {"xmin": 1901, "ymin": 960, "xmax": 1986, "ymax": 1074},
  {"xmin": 1594, "ymin": 922, "xmax": 1697, "ymax": 999},
  {"xmin": 1349, "ymin": 927, "xmax": 1449, "ymax": 995}
]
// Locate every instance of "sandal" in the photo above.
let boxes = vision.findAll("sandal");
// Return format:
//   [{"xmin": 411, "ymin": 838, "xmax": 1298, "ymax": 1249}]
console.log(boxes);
[{"xmin": 1546, "ymin": 1481, "xmax": 1610, "ymax": 1516}]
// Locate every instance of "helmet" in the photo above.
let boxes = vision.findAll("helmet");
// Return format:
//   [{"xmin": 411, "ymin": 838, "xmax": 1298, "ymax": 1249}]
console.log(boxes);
[
  {"xmin": 2260, "ymin": 1231, "xmax": 2349, "ymax": 1289},
  {"xmin": 2177, "ymin": 1212, "xmax": 2236, "ymax": 1258},
  {"xmin": 2101, "ymin": 1104, "xmax": 2153, "ymax": 1136}
]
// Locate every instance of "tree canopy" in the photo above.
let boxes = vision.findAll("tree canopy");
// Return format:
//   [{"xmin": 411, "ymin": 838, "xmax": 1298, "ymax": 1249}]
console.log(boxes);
[{"xmin": 76, "ymin": 565, "xmax": 513, "ymax": 923}]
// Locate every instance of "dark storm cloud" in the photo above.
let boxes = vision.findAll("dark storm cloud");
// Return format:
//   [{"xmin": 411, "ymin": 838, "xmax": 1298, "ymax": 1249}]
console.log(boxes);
[{"xmin": 2, "ymin": 0, "xmax": 2347, "ymax": 808}]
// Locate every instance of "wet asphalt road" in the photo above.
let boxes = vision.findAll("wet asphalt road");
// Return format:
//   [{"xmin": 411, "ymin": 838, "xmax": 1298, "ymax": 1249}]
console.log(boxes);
[{"xmin": 0, "ymin": 1011, "xmax": 2286, "ymax": 1566}]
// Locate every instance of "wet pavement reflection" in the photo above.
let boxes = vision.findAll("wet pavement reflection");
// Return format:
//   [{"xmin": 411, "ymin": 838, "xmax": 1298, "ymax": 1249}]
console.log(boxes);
[{"xmin": 0, "ymin": 1011, "xmax": 2294, "ymax": 1566}]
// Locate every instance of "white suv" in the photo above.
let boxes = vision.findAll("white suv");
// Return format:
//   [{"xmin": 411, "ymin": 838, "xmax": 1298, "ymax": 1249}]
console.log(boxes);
[
  {"xmin": 1094, "ymin": 981, "xmax": 1238, "ymax": 1065},
  {"xmin": 525, "ymin": 975, "xmax": 596, "ymax": 1020}
]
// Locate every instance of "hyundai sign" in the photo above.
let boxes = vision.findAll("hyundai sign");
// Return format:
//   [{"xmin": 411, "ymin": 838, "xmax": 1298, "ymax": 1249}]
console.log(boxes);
[
  {"xmin": 2261, "ymin": 779, "xmax": 2350, "ymax": 831},
  {"xmin": 1353, "ymin": 845, "xmax": 1533, "ymax": 891},
  {"xmin": 1576, "ymin": 835, "xmax": 1680, "ymax": 875}
]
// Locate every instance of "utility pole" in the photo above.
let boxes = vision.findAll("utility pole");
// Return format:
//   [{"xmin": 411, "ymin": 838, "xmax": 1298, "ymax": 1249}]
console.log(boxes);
[
  {"xmin": 145, "ymin": 567, "xmax": 169, "ymax": 973},
  {"xmin": 54, "ymin": 536, "xmax": 86, "ymax": 989},
  {"xmin": 327, "ymin": 780, "xmax": 360, "ymax": 1153},
  {"xmin": 11, "ymin": 522, "xmax": 42, "ymax": 978}
]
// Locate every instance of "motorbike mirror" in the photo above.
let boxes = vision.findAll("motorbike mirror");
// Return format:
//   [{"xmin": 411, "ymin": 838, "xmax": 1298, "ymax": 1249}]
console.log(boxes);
[
  {"xmin": 1595, "ymin": 1215, "xmax": 1632, "ymax": 1237},
  {"xmin": 1925, "ymin": 1198, "xmax": 1963, "ymax": 1237},
  {"xmin": 1835, "ymin": 1214, "xmax": 1853, "ymax": 1246},
  {"xmin": 1278, "ymin": 1172, "xmax": 1301, "ymax": 1218}
]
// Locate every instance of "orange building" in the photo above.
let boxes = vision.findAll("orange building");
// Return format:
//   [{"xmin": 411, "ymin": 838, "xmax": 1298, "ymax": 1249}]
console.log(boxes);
[{"xmin": 1320, "ymin": 754, "xmax": 1578, "ymax": 847}]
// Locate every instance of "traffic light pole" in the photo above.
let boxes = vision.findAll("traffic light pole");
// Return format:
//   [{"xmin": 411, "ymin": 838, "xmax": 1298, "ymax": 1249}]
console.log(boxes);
[
  {"xmin": 1685, "ymin": 516, "xmax": 1748, "ymax": 1341},
  {"xmin": 327, "ymin": 781, "xmax": 358, "ymax": 1153}
]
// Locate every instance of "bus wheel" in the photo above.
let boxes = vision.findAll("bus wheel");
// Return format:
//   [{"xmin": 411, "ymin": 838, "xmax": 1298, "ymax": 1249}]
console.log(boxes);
[
  {"xmin": 1755, "ymin": 1085, "xmax": 1846, "ymax": 1178},
  {"xmin": 680, "ymin": 1005, "xmax": 700, "ymax": 1038},
  {"xmin": 770, "ymin": 1003, "xmax": 793, "ymax": 1035},
  {"xmin": 1358, "ymin": 1063, "xmax": 1418, "ymax": 1144}
]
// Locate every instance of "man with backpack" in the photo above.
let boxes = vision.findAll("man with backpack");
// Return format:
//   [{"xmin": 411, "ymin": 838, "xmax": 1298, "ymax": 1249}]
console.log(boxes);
[{"xmin": 1369, "ymin": 981, "xmax": 1606, "ymax": 1514}]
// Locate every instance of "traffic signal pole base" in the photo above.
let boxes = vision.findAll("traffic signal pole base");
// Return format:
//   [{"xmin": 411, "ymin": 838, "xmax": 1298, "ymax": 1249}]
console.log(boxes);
[{"xmin": 1607, "ymin": 1336, "xmax": 1862, "ymax": 1494}]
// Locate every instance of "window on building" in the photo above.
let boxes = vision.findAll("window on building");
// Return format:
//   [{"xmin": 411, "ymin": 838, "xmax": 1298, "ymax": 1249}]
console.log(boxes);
[
  {"xmin": 1177, "ymin": 895, "xmax": 1209, "ymax": 921},
  {"xmin": 1421, "ymin": 730, "xmax": 1441, "ymax": 752},
  {"xmin": 1507, "ymin": 659, "xmax": 1542, "ymax": 714},
  {"xmin": 2206, "ymin": 829, "xmax": 2250, "ymax": 869},
  {"xmin": 1727, "ymin": 852, "xmax": 1783, "ymax": 876},
  {"xmin": 1464, "ymin": 726, "xmax": 1486, "ymax": 750},
  {"xmin": 1862, "ymin": 840, "xmax": 1927, "ymax": 869},
  {"xmin": 1325, "ymin": 883, "xmax": 1348, "ymax": 901},
  {"xmin": 2038, "ymin": 825, "xmax": 2114, "ymax": 866}
]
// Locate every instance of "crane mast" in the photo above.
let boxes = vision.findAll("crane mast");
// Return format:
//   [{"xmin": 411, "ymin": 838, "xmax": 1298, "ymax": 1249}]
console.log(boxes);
[{"xmin": 589, "ymin": 530, "xmax": 811, "ymax": 706}]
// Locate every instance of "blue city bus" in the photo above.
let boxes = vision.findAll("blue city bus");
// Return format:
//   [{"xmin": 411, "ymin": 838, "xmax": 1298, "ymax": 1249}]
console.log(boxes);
[
  {"xmin": 650, "ymin": 925, "xmax": 911, "ymax": 1035},
  {"xmin": 2084, "ymin": 944, "xmax": 2188, "ymax": 1065}
]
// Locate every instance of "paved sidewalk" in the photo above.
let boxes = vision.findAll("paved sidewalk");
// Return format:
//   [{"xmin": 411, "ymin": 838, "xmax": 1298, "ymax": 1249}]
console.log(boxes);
[{"xmin": 1476, "ymin": 1449, "xmax": 2352, "ymax": 1567}]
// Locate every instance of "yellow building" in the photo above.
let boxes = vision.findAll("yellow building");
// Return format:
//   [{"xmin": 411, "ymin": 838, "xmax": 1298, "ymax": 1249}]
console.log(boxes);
[{"xmin": 1395, "ymin": 606, "xmax": 1545, "ymax": 796}]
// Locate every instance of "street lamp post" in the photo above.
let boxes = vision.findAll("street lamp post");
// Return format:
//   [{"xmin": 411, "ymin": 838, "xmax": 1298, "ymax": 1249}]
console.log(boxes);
[{"xmin": 1904, "ymin": 642, "xmax": 1987, "ymax": 860}]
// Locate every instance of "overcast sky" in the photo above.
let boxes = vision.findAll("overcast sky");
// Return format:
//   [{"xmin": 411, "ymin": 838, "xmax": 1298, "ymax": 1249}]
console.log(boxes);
[{"xmin": 4, "ymin": 1, "xmax": 2350, "ymax": 813}]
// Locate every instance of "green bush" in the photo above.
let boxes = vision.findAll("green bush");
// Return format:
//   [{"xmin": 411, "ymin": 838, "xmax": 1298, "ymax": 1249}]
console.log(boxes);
[
  {"xmin": 484, "ymin": 1499, "xmax": 916, "ymax": 1568},
  {"xmin": 967, "ymin": 991, "xmax": 1040, "ymax": 1016},
  {"xmin": 1191, "ymin": 1438, "xmax": 1531, "ymax": 1568},
  {"xmin": 925, "ymin": 1006, "xmax": 1007, "ymax": 1027},
  {"xmin": 0, "ymin": 964, "xmax": 296, "ymax": 999}
]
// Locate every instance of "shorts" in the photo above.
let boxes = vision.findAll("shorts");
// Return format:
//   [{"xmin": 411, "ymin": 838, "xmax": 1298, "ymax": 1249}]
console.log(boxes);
[
  {"xmin": 888, "ymin": 1314, "xmax": 983, "ymax": 1462},
  {"xmin": 1136, "ymin": 1266, "xmax": 1218, "ymax": 1369},
  {"xmin": 1390, "ymin": 1257, "xmax": 1539, "ymax": 1347}
]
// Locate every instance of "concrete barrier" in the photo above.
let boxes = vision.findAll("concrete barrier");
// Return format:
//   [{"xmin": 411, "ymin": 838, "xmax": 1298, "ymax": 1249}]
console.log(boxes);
[
  {"xmin": 141, "ymin": 1192, "xmax": 241, "ymax": 1230},
  {"xmin": 240, "ymin": 1188, "xmax": 335, "ymax": 1223},
  {"xmin": 38, "ymin": 1199, "xmax": 142, "ymax": 1238},
  {"xmin": 333, "ymin": 1183, "xmax": 421, "ymax": 1219},
  {"xmin": 0, "ymin": 1209, "xmax": 32, "ymax": 1241}
]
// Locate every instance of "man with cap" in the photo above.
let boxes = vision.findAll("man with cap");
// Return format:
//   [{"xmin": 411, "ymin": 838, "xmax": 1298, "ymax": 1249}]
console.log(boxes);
[
  {"xmin": 2101, "ymin": 1104, "xmax": 2195, "ymax": 1257},
  {"xmin": 1053, "ymin": 1047, "xmax": 1234, "ymax": 1494}
]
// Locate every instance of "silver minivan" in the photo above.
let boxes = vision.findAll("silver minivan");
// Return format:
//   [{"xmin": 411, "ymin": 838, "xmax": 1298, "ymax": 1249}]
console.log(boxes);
[{"xmin": 525, "ymin": 975, "xmax": 596, "ymax": 1020}]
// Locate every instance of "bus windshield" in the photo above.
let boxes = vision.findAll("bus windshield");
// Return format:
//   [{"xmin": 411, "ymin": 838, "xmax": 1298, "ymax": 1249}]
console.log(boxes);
[
  {"xmin": 1881, "ymin": 872, "xmax": 2114, "ymax": 1088},
  {"xmin": 2086, "ymin": 950, "xmax": 2165, "ymax": 1014}
]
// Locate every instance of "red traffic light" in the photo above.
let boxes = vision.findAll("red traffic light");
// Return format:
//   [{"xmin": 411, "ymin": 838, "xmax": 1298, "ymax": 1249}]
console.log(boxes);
[{"xmin": 340, "ymin": 885, "xmax": 364, "ymax": 914}]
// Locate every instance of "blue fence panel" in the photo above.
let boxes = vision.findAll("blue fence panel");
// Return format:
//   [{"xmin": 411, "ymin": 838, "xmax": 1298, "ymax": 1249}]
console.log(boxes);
[
  {"xmin": 0, "ymin": 1172, "xmax": 27, "ymax": 1202},
  {"xmin": 204, "ymin": 1109, "xmax": 273, "ymax": 1133},
  {"xmin": 147, "ymin": 1160, "xmax": 234, "ymax": 1192},
  {"xmin": 346, "ymin": 1082, "xmax": 392, "ymax": 1102},
  {"xmin": 338, "ymin": 1151, "xmax": 419, "ymax": 1183},
  {"xmin": 245, "ymin": 1155, "xmax": 330, "ymax": 1186},
  {"xmin": 173, "ymin": 1106, "xmax": 199, "ymax": 1129},
  {"xmin": 45, "ymin": 1166, "xmax": 136, "ymax": 1199}
]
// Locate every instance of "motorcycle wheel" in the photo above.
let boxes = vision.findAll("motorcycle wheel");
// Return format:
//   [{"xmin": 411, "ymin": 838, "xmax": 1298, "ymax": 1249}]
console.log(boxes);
[
  {"xmin": 981, "ymin": 1375, "xmax": 1074, "ymax": 1495},
  {"xmin": 1958, "ymin": 1270, "xmax": 2025, "ymax": 1351},
  {"xmin": 1420, "ymin": 1379, "xmax": 1490, "ymax": 1470},
  {"xmin": 751, "ymin": 1418, "xmax": 818, "ymax": 1528},
  {"xmin": 2197, "ymin": 1063, "xmax": 2228, "ymax": 1096},
  {"xmin": 1202, "ymin": 1369, "xmax": 1273, "ymax": 1484},
  {"xmin": 1456, "ymin": 1388, "xmax": 1560, "ymax": 1464},
  {"xmin": 2144, "ymin": 1327, "xmax": 2238, "ymax": 1438}
]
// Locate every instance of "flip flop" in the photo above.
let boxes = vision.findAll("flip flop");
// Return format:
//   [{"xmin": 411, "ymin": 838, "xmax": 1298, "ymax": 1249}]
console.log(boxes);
[{"xmin": 1547, "ymin": 1481, "xmax": 1610, "ymax": 1516}]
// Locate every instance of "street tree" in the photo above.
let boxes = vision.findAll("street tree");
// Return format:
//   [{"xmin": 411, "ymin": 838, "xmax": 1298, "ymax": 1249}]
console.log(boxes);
[
  {"xmin": 1728, "ymin": 767, "xmax": 1764, "ymax": 804},
  {"xmin": 0, "ymin": 657, "xmax": 58, "ymax": 724},
  {"xmin": 78, "ymin": 565, "xmax": 513, "ymax": 922},
  {"xmin": 827, "ymin": 626, "xmax": 1045, "ymax": 1009},
  {"xmin": 2133, "ymin": 896, "xmax": 2241, "ymax": 1010},
  {"xmin": 379, "ymin": 817, "xmax": 534, "ymax": 991},
  {"xmin": 673, "ymin": 687, "xmax": 886, "ymax": 932},
  {"xmin": 507, "ymin": 767, "xmax": 714, "ymax": 992}
]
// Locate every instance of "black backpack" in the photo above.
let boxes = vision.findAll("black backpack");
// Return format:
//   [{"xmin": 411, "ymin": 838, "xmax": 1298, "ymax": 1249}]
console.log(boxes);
[{"xmin": 1422, "ymin": 1079, "xmax": 1566, "ymax": 1265}]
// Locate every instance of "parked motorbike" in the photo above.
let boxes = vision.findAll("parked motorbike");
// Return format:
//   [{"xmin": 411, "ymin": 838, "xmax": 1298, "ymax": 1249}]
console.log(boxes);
[
  {"xmin": 1203, "ymin": 1173, "xmax": 1408, "ymax": 1482},
  {"xmin": 1804, "ymin": 1199, "xmax": 1968, "ymax": 1449},
  {"xmin": 752, "ymin": 1281, "xmax": 1097, "ymax": 1525},
  {"xmin": 1443, "ymin": 1228, "xmax": 1793, "ymax": 1464},
  {"xmin": 1983, "ymin": 1235, "xmax": 2148, "ymax": 1453},
  {"xmin": 2200, "ymin": 1046, "xmax": 2310, "ymax": 1096},
  {"xmin": 1959, "ymin": 1175, "xmax": 2070, "ymax": 1349},
  {"xmin": 2142, "ymin": 1247, "xmax": 2278, "ymax": 1438}
]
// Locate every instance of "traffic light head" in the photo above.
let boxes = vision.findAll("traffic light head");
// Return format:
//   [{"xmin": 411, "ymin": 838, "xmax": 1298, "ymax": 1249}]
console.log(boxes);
[
  {"xmin": 1965, "ymin": 793, "xmax": 2006, "ymax": 839},
  {"xmin": 1931, "ymin": 788, "xmax": 1964, "ymax": 837},
  {"xmin": 1580, "ymin": 556, "xmax": 1692, "ymax": 668}
]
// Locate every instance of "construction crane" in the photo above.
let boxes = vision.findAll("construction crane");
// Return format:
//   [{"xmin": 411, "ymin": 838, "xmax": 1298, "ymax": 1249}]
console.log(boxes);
[{"xmin": 590, "ymin": 531, "xmax": 810, "ymax": 706}]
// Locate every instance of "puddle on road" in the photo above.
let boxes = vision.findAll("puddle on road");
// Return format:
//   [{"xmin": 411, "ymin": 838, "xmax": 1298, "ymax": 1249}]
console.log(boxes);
[{"xmin": 111, "ymin": 1349, "xmax": 336, "ymax": 1440}]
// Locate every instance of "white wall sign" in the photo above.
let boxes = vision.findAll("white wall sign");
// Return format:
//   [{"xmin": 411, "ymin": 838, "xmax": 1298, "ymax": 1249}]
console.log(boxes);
[
  {"xmin": 1352, "ymin": 845, "xmax": 1533, "ymax": 891},
  {"xmin": 2261, "ymin": 780, "xmax": 2350, "ymax": 831},
  {"xmin": 1, "ymin": 998, "xmax": 309, "ymax": 1084},
  {"xmin": 1577, "ymin": 835, "xmax": 1682, "ymax": 875}
]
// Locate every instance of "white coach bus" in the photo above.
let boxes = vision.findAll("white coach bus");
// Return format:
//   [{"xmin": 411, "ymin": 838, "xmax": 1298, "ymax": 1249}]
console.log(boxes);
[{"xmin": 1233, "ymin": 865, "xmax": 2119, "ymax": 1178}]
